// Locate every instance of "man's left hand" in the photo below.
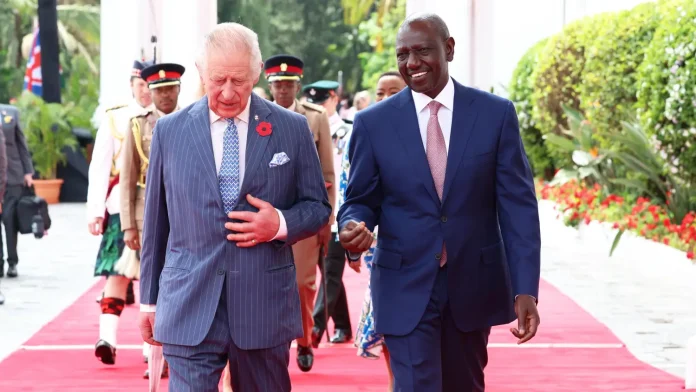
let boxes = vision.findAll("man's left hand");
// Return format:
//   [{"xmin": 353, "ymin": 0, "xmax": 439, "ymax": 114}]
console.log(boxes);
[
  {"xmin": 24, "ymin": 174, "xmax": 33, "ymax": 187},
  {"xmin": 510, "ymin": 295, "xmax": 540, "ymax": 344},
  {"xmin": 225, "ymin": 194, "xmax": 280, "ymax": 247}
]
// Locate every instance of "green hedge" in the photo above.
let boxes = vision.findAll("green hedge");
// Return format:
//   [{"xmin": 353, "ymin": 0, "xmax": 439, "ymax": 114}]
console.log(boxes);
[
  {"xmin": 531, "ymin": 14, "xmax": 611, "ymax": 167},
  {"xmin": 636, "ymin": 0, "xmax": 696, "ymax": 182},
  {"xmin": 509, "ymin": 38, "xmax": 554, "ymax": 179},
  {"xmin": 579, "ymin": 2, "xmax": 661, "ymax": 144}
]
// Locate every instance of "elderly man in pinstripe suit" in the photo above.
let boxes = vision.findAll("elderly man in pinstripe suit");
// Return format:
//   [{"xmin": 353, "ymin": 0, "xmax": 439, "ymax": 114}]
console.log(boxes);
[{"xmin": 138, "ymin": 22, "xmax": 332, "ymax": 392}]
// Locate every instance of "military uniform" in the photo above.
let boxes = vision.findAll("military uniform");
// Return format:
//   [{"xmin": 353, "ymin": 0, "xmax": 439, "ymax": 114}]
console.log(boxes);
[
  {"xmin": 303, "ymin": 81, "xmax": 355, "ymax": 345},
  {"xmin": 92, "ymin": 60, "xmax": 153, "ymax": 367},
  {"xmin": 118, "ymin": 62, "xmax": 185, "ymax": 382},
  {"xmin": 264, "ymin": 55, "xmax": 336, "ymax": 373}
]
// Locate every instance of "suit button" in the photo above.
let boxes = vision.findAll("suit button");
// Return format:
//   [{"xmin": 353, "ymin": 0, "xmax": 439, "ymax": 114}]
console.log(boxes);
[
  {"xmin": 435, "ymin": 253, "xmax": 442, "ymax": 260},
  {"xmin": 441, "ymin": 216, "xmax": 447, "ymax": 223},
  {"xmin": 217, "ymin": 269, "xmax": 224, "ymax": 275}
]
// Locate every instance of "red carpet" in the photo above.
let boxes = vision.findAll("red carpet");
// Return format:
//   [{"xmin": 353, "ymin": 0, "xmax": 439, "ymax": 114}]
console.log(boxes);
[{"xmin": 0, "ymin": 269, "xmax": 684, "ymax": 391}]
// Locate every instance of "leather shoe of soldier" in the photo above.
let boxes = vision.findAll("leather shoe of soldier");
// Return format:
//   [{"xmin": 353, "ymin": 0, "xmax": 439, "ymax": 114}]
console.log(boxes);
[
  {"xmin": 296, "ymin": 345, "xmax": 314, "ymax": 372},
  {"xmin": 126, "ymin": 281, "xmax": 135, "ymax": 305},
  {"xmin": 143, "ymin": 360, "xmax": 169, "ymax": 379},
  {"xmin": 6, "ymin": 265, "xmax": 17, "ymax": 278},
  {"xmin": 330, "ymin": 329, "xmax": 353, "ymax": 344},
  {"xmin": 310, "ymin": 327, "xmax": 323, "ymax": 348},
  {"xmin": 95, "ymin": 339, "xmax": 116, "ymax": 365}
]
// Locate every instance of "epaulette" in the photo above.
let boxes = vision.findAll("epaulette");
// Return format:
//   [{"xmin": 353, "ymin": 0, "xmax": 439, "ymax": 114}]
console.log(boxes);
[
  {"xmin": 105, "ymin": 104, "xmax": 128, "ymax": 113},
  {"xmin": 301, "ymin": 101, "xmax": 326, "ymax": 113},
  {"xmin": 132, "ymin": 107, "xmax": 154, "ymax": 119}
]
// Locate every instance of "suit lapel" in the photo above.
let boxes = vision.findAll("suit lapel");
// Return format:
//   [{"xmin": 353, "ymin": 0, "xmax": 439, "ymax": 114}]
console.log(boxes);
[
  {"xmin": 442, "ymin": 83, "xmax": 478, "ymax": 204},
  {"xmin": 188, "ymin": 96, "xmax": 224, "ymax": 211},
  {"xmin": 393, "ymin": 89, "xmax": 440, "ymax": 206},
  {"xmin": 239, "ymin": 93, "xmax": 272, "ymax": 196}
]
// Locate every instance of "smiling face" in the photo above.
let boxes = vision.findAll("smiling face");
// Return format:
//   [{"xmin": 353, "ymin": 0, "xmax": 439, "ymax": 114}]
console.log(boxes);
[
  {"xmin": 375, "ymin": 75, "xmax": 406, "ymax": 102},
  {"xmin": 199, "ymin": 50, "xmax": 260, "ymax": 118},
  {"xmin": 396, "ymin": 20, "xmax": 454, "ymax": 99}
]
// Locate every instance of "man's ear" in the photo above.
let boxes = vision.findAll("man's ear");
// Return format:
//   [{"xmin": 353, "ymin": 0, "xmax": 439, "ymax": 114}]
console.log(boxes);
[{"xmin": 446, "ymin": 37, "xmax": 455, "ymax": 62}]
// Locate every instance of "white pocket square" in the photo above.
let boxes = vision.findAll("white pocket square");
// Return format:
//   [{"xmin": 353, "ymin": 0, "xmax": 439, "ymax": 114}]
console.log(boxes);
[{"xmin": 269, "ymin": 152, "xmax": 290, "ymax": 167}]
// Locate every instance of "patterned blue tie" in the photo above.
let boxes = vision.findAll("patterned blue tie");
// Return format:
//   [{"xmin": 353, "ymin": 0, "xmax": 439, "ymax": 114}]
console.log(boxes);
[{"xmin": 219, "ymin": 118, "xmax": 240, "ymax": 213}]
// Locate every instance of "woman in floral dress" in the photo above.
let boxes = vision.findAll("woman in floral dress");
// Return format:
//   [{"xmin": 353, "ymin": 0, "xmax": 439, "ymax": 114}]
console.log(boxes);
[{"xmin": 341, "ymin": 71, "xmax": 406, "ymax": 391}]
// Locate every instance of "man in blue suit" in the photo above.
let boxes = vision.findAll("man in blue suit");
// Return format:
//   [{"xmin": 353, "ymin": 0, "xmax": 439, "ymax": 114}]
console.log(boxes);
[
  {"xmin": 138, "ymin": 22, "xmax": 332, "ymax": 392},
  {"xmin": 338, "ymin": 14, "xmax": 541, "ymax": 391}
]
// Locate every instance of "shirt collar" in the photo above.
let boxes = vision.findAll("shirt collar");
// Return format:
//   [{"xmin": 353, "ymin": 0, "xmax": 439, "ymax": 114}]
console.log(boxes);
[
  {"xmin": 209, "ymin": 96, "xmax": 252, "ymax": 125},
  {"xmin": 288, "ymin": 101, "xmax": 296, "ymax": 112},
  {"xmin": 411, "ymin": 77, "xmax": 455, "ymax": 114}
]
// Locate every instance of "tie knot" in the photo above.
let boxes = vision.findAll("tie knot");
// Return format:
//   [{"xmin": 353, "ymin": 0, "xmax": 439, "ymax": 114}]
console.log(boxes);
[
  {"xmin": 225, "ymin": 118, "xmax": 235, "ymax": 125},
  {"xmin": 428, "ymin": 101, "xmax": 442, "ymax": 116}
]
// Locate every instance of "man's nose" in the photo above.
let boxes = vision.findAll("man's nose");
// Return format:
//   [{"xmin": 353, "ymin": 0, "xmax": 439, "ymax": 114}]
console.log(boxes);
[{"xmin": 407, "ymin": 52, "xmax": 421, "ymax": 69}]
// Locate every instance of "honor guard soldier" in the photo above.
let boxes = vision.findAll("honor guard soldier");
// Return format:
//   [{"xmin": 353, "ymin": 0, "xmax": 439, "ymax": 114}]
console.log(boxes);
[
  {"xmin": 302, "ymin": 80, "xmax": 355, "ymax": 347},
  {"xmin": 119, "ymin": 62, "xmax": 184, "ymax": 380},
  {"xmin": 91, "ymin": 59, "xmax": 153, "ymax": 367},
  {"xmin": 264, "ymin": 54, "xmax": 335, "ymax": 373}
]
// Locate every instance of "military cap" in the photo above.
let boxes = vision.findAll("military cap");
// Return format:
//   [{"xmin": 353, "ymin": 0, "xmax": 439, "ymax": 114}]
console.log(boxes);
[
  {"xmin": 302, "ymin": 80, "xmax": 340, "ymax": 104},
  {"xmin": 141, "ymin": 63, "xmax": 186, "ymax": 89},
  {"xmin": 264, "ymin": 54, "xmax": 304, "ymax": 82},
  {"xmin": 131, "ymin": 59, "xmax": 153, "ymax": 78}
]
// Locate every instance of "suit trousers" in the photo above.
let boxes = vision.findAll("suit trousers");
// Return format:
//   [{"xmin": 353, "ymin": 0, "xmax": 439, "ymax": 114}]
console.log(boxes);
[
  {"xmin": 384, "ymin": 265, "xmax": 491, "ymax": 392},
  {"xmin": 292, "ymin": 233, "xmax": 320, "ymax": 347},
  {"xmin": 0, "ymin": 185, "xmax": 24, "ymax": 266},
  {"xmin": 163, "ymin": 279, "xmax": 292, "ymax": 392},
  {"xmin": 313, "ymin": 235, "xmax": 351, "ymax": 332}
]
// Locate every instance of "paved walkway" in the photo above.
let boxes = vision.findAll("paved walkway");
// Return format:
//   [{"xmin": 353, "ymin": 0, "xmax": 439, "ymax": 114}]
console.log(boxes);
[{"xmin": 0, "ymin": 202, "xmax": 692, "ymax": 381}]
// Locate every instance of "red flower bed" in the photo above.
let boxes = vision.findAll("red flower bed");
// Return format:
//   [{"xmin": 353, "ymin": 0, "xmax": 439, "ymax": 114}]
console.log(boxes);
[{"xmin": 537, "ymin": 179, "xmax": 696, "ymax": 260}]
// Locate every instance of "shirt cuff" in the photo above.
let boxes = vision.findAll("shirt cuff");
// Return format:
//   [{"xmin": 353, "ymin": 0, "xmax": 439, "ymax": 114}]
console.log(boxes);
[
  {"xmin": 140, "ymin": 304, "xmax": 156, "ymax": 312},
  {"xmin": 271, "ymin": 209, "xmax": 287, "ymax": 241}
]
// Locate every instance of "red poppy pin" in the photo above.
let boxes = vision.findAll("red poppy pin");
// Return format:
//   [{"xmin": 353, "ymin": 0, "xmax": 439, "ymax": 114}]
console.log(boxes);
[{"xmin": 256, "ymin": 121, "xmax": 272, "ymax": 137}]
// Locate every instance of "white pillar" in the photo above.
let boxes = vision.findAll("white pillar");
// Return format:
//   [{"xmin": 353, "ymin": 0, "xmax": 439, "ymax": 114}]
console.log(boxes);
[
  {"xmin": 95, "ymin": 0, "xmax": 140, "ymax": 126},
  {"xmin": 136, "ymin": 0, "xmax": 164, "ymax": 62},
  {"xmin": 160, "ymin": 0, "xmax": 217, "ymax": 108}
]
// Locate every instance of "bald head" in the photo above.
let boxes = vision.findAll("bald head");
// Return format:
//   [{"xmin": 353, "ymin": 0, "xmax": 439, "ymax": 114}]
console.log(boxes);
[{"xmin": 398, "ymin": 13, "xmax": 450, "ymax": 42}]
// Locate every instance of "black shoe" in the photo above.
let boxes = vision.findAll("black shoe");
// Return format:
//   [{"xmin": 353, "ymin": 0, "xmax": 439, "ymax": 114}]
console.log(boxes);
[
  {"xmin": 296, "ymin": 345, "xmax": 314, "ymax": 372},
  {"xmin": 6, "ymin": 265, "xmax": 17, "ymax": 278},
  {"xmin": 95, "ymin": 339, "xmax": 116, "ymax": 365},
  {"xmin": 143, "ymin": 360, "xmax": 169, "ymax": 379},
  {"xmin": 0, "ymin": 264, "xmax": 4, "ymax": 278},
  {"xmin": 330, "ymin": 329, "xmax": 353, "ymax": 344},
  {"xmin": 310, "ymin": 327, "xmax": 323, "ymax": 348},
  {"xmin": 0, "ymin": 290, "xmax": 5, "ymax": 305},
  {"xmin": 126, "ymin": 281, "xmax": 135, "ymax": 305}
]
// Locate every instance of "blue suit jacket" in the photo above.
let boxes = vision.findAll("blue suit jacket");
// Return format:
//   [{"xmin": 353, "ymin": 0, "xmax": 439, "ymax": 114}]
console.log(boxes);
[
  {"xmin": 140, "ymin": 94, "xmax": 332, "ymax": 349},
  {"xmin": 338, "ymin": 80, "xmax": 541, "ymax": 336}
]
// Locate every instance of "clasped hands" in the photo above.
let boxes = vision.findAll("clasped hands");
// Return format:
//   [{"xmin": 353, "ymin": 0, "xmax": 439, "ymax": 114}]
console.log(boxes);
[{"xmin": 225, "ymin": 194, "xmax": 280, "ymax": 247}]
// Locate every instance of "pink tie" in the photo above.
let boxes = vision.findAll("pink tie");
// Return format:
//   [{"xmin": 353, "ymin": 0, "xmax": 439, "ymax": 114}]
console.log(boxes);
[{"xmin": 426, "ymin": 101, "xmax": 447, "ymax": 267}]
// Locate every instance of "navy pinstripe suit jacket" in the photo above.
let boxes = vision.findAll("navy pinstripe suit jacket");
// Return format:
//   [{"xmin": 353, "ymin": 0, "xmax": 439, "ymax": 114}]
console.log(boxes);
[{"xmin": 140, "ymin": 93, "xmax": 332, "ymax": 350}]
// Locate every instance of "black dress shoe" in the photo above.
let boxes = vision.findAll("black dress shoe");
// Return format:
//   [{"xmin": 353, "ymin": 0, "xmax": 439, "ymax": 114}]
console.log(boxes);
[
  {"xmin": 310, "ymin": 327, "xmax": 323, "ymax": 348},
  {"xmin": 0, "ymin": 265, "xmax": 4, "ymax": 278},
  {"xmin": 296, "ymin": 345, "xmax": 314, "ymax": 372},
  {"xmin": 126, "ymin": 281, "xmax": 135, "ymax": 305},
  {"xmin": 330, "ymin": 329, "xmax": 353, "ymax": 344},
  {"xmin": 6, "ymin": 265, "xmax": 17, "ymax": 278},
  {"xmin": 143, "ymin": 360, "xmax": 169, "ymax": 379},
  {"xmin": 95, "ymin": 339, "xmax": 116, "ymax": 365}
]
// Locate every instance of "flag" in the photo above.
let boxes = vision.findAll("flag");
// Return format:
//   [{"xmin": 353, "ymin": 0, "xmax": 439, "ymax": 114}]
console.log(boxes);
[{"xmin": 23, "ymin": 28, "xmax": 42, "ymax": 97}]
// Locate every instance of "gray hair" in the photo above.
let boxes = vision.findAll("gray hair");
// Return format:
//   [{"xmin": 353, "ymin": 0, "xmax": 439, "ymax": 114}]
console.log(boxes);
[{"xmin": 197, "ymin": 22, "xmax": 263, "ymax": 78}]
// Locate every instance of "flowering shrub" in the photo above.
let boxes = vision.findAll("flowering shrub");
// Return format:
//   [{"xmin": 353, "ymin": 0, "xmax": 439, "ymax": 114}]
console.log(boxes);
[{"xmin": 538, "ymin": 179, "xmax": 696, "ymax": 259}]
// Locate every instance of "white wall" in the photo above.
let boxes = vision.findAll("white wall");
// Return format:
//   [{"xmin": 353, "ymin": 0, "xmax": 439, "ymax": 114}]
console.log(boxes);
[{"xmin": 406, "ymin": 0, "xmax": 653, "ymax": 97}]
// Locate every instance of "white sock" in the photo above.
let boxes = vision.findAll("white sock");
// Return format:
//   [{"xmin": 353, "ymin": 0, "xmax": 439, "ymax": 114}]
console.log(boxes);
[
  {"xmin": 143, "ymin": 342, "xmax": 151, "ymax": 357},
  {"xmin": 99, "ymin": 314, "xmax": 119, "ymax": 347}
]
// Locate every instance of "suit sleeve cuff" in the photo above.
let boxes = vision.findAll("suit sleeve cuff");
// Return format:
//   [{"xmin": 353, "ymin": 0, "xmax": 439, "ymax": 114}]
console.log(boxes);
[
  {"xmin": 271, "ymin": 209, "xmax": 288, "ymax": 241},
  {"xmin": 515, "ymin": 294, "xmax": 537, "ymax": 303},
  {"xmin": 140, "ymin": 304, "xmax": 156, "ymax": 312}
]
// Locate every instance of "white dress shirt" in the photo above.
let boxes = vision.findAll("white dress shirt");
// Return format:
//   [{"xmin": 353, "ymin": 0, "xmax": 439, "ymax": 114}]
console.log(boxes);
[
  {"xmin": 86, "ymin": 100, "xmax": 146, "ymax": 220},
  {"xmin": 141, "ymin": 97, "xmax": 288, "ymax": 312},
  {"xmin": 411, "ymin": 77, "xmax": 455, "ymax": 153}
]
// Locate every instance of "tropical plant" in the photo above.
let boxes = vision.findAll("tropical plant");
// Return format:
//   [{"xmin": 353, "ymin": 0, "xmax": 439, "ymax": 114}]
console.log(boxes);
[
  {"xmin": 15, "ymin": 91, "xmax": 77, "ymax": 179},
  {"xmin": 357, "ymin": 0, "xmax": 405, "ymax": 89}
]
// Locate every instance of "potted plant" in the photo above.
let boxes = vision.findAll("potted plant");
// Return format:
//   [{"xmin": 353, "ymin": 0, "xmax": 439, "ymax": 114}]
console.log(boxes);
[{"xmin": 16, "ymin": 91, "xmax": 77, "ymax": 204}]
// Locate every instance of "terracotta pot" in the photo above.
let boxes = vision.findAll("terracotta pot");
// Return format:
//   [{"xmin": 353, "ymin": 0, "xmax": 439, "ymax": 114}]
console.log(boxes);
[{"xmin": 33, "ymin": 179, "xmax": 64, "ymax": 204}]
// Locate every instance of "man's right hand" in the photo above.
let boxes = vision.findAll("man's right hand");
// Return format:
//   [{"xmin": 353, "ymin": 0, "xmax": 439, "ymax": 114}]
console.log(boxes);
[
  {"xmin": 339, "ymin": 221, "xmax": 373, "ymax": 253},
  {"xmin": 124, "ymin": 228, "xmax": 140, "ymax": 250},
  {"xmin": 87, "ymin": 217, "xmax": 103, "ymax": 236},
  {"xmin": 138, "ymin": 311, "xmax": 161, "ymax": 346}
]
